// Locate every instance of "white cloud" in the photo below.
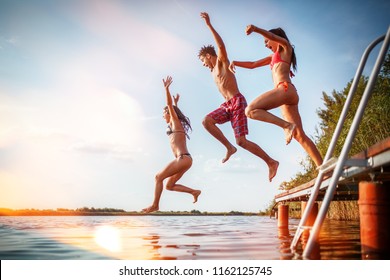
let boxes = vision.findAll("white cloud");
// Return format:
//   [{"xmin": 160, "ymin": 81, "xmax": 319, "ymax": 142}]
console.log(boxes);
[
  {"xmin": 6, "ymin": 36, "xmax": 19, "ymax": 46},
  {"xmin": 68, "ymin": 140, "xmax": 141, "ymax": 162},
  {"xmin": 67, "ymin": 0, "xmax": 195, "ymax": 72},
  {"xmin": 0, "ymin": 36, "xmax": 19, "ymax": 49}
]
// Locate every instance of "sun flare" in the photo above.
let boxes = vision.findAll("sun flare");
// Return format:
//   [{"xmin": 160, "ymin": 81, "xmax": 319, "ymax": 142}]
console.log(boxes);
[{"xmin": 94, "ymin": 225, "xmax": 122, "ymax": 252}]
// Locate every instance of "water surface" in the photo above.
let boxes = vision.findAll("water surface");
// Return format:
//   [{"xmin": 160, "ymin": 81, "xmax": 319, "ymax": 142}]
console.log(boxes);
[{"xmin": 0, "ymin": 216, "xmax": 361, "ymax": 260}]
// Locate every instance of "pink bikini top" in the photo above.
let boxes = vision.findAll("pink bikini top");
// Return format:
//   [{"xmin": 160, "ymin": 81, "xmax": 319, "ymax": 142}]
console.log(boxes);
[{"xmin": 270, "ymin": 51, "xmax": 295, "ymax": 77}]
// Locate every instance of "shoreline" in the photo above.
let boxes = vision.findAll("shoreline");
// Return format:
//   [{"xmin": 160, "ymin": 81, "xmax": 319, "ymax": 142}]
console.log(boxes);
[{"xmin": 0, "ymin": 209, "xmax": 263, "ymax": 217}]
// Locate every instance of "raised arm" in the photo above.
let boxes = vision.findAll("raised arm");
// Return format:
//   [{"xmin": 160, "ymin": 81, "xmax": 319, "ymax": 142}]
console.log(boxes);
[
  {"xmin": 246, "ymin": 25, "xmax": 289, "ymax": 49},
  {"xmin": 173, "ymin": 94, "xmax": 180, "ymax": 107},
  {"xmin": 200, "ymin": 12, "xmax": 228, "ymax": 62},
  {"xmin": 163, "ymin": 76, "xmax": 178, "ymax": 120}
]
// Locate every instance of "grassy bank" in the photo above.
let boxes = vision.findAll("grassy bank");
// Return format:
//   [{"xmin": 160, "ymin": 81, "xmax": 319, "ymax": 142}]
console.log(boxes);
[{"xmin": 285, "ymin": 201, "xmax": 359, "ymax": 221}]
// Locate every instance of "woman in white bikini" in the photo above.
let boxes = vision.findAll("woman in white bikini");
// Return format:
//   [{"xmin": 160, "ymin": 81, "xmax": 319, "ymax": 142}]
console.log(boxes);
[
  {"xmin": 229, "ymin": 25, "xmax": 323, "ymax": 167},
  {"xmin": 142, "ymin": 76, "xmax": 201, "ymax": 214}
]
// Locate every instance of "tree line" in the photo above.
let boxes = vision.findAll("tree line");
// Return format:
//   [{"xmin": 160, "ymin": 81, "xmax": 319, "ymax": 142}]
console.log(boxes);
[{"xmin": 0, "ymin": 208, "xmax": 262, "ymax": 216}]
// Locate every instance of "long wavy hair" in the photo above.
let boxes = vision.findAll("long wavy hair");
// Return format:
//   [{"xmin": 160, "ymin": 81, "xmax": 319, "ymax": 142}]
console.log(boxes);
[
  {"xmin": 269, "ymin": 28, "xmax": 297, "ymax": 73},
  {"xmin": 165, "ymin": 105, "xmax": 192, "ymax": 136}
]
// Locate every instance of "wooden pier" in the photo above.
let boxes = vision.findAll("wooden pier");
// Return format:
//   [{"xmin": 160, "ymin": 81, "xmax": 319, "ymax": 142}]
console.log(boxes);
[
  {"xmin": 275, "ymin": 137, "xmax": 390, "ymax": 204},
  {"xmin": 274, "ymin": 137, "xmax": 390, "ymax": 259}
]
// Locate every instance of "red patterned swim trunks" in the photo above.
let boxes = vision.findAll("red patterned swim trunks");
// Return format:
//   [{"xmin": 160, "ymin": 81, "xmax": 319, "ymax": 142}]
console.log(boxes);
[{"xmin": 207, "ymin": 93, "xmax": 248, "ymax": 138}]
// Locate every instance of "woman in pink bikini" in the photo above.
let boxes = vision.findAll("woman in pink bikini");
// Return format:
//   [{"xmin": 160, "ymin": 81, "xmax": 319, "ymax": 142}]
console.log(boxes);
[
  {"xmin": 142, "ymin": 76, "xmax": 201, "ymax": 214},
  {"xmin": 229, "ymin": 25, "xmax": 323, "ymax": 167}
]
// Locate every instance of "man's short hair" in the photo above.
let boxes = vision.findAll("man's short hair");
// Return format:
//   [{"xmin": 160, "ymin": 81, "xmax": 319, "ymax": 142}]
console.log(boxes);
[{"xmin": 198, "ymin": 44, "xmax": 216, "ymax": 58}]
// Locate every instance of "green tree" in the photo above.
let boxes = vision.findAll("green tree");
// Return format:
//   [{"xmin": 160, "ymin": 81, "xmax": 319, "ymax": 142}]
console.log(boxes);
[{"xmin": 280, "ymin": 52, "xmax": 390, "ymax": 191}]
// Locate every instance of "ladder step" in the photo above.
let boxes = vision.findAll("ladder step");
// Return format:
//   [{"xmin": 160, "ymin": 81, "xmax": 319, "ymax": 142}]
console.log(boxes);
[
  {"xmin": 344, "ymin": 158, "xmax": 371, "ymax": 167},
  {"xmin": 318, "ymin": 157, "xmax": 338, "ymax": 173},
  {"xmin": 317, "ymin": 157, "xmax": 370, "ymax": 173}
]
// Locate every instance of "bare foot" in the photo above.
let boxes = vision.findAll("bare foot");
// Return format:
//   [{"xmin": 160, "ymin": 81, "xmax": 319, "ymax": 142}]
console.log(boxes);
[
  {"xmin": 222, "ymin": 145, "xmax": 237, "ymax": 163},
  {"xmin": 142, "ymin": 205, "xmax": 159, "ymax": 214},
  {"xmin": 268, "ymin": 160, "xmax": 279, "ymax": 182},
  {"xmin": 284, "ymin": 123, "xmax": 296, "ymax": 145},
  {"xmin": 192, "ymin": 190, "xmax": 201, "ymax": 203}
]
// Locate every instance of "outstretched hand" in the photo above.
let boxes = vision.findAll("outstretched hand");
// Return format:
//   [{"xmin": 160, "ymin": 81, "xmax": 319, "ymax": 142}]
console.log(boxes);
[
  {"xmin": 163, "ymin": 75, "xmax": 173, "ymax": 89},
  {"xmin": 173, "ymin": 94, "xmax": 180, "ymax": 106},
  {"xmin": 245, "ymin": 24, "xmax": 255, "ymax": 35},
  {"xmin": 200, "ymin": 12, "xmax": 211, "ymax": 25}
]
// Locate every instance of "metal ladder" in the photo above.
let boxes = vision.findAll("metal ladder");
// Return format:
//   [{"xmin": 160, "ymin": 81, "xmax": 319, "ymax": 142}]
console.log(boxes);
[{"xmin": 290, "ymin": 26, "xmax": 390, "ymax": 259}]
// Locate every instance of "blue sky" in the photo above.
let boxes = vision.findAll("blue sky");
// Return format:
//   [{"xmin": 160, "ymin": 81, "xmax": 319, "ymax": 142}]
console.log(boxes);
[{"xmin": 0, "ymin": 0, "xmax": 389, "ymax": 212}]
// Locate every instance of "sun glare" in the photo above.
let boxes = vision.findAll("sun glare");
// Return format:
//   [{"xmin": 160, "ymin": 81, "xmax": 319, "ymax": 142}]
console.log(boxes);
[{"xmin": 94, "ymin": 225, "xmax": 122, "ymax": 252}]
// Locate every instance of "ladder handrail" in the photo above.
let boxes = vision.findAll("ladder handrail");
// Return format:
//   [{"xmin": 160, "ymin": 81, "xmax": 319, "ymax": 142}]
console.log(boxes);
[
  {"xmin": 289, "ymin": 33, "xmax": 387, "ymax": 252},
  {"xmin": 302, "ymin": 26, "xmax": 390, "ymax": 259},
  {"xmin": 323, "ymin": 33, "xmax": 386, "ymax": 162},
  {"xmin": 289, "ymin": 26, "xmax": 390, "ymax": 256}
]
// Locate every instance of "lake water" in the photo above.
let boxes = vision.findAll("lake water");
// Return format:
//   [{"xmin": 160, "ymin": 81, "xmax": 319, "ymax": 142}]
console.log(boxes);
[{"xmin": 0, "ymin": 215, "xmax": 362, "ymax": 260}]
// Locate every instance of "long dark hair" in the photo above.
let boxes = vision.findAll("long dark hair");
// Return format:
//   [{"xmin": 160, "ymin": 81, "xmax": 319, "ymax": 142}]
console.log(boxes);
[
  {"xmin": 269, "ymin": 28, "xmax": 297, "ymax": 73},
  {"xmin": 165, "ymin": 105, "xmax": 192, "ymax": 135}
]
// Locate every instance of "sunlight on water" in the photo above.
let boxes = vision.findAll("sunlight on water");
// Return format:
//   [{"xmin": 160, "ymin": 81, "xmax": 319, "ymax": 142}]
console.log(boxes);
[
  {"xmin": 94, "ymin": 225, "xmax": 121, "ymax": 253},
  {"xmin": 0, "ymin": 216, "xmax": 362, "ymax": 260}
]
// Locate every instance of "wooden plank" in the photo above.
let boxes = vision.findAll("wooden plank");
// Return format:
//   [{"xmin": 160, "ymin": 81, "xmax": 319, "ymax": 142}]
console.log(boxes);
[
  {"xmin": 352, "ymin": 137, "xmax": 390, "ymax": 159},
  {"xmin": 275, "ymin": 137, "xmax": 390, "ymax": 202}
]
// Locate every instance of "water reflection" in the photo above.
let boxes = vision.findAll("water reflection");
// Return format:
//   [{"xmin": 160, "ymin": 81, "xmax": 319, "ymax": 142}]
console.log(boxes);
[
  {"xmin": 143, "ymin": 234, "xmax": 176, "ymax": 260},
  {"xmin": 142, "ymin": 233, "xmax": 201, "ymax": 260},
  {"xmin": 361, "ymin": 247, "xmax": 390, "ymax": 260},
  {"xmin": 0, "ymin": 216, "xmax": 364, "ymax": 260},
  {"xmin": 277, "ymin": 227, "xmax": 293, "ymax": 260},
  {"xmin": 281, "ymin": 219, "xmax": 362, "ymax": 260}
]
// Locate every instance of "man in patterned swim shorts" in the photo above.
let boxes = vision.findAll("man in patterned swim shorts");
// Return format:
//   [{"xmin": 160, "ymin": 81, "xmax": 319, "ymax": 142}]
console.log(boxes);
[
  {"xmin": 208, "ymin": 93, "xmax": 249, "ymax": 139},
  {"xmin": 199, "ymin": 12, "xmax": 279, "ymax": 182}
]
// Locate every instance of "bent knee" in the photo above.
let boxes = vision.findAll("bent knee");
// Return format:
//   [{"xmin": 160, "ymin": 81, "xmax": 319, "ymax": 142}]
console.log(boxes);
[
  {"xmin": 155, "ymin": 173, "xmax": 164, "ymax": 183},
  {"xmin": 165, "ymin": 177, "xmax": 177, "ymax": 191},
  {"xmin": 292, "ymin": 128, "xmax": 305, "ymax": 143},
  {"xmin": 236, "ymin": 137, "xmax": 247, "ymax": 148},
  {"xmin": 245, "ymin": 106, "xmax": 260, "ymax": 119},
  {"xmin": 202, "ymin": 116, "xmax": 214, "ymax": 128},
  {"xmin": 245, "ymin": 107, "xmax": 253, "ymax": 118}
]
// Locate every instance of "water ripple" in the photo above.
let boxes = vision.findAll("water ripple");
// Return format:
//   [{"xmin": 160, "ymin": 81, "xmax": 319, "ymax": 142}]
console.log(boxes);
[{"xmin": 0, "ymin": 216, "xmax": 362, "ymax": 260}]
